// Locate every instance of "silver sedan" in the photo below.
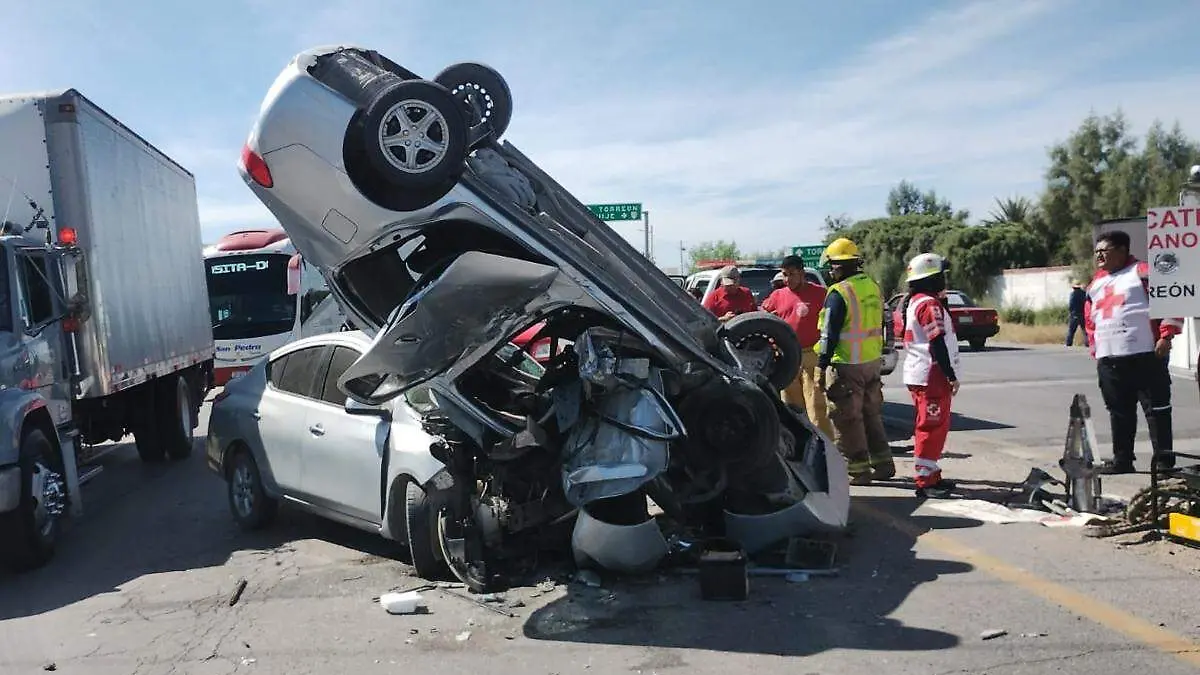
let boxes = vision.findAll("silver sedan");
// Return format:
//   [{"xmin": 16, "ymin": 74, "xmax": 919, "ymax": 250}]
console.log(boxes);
[{"xmin": 206, "ymin": 330, "xmax": 543, "ymax": 577}]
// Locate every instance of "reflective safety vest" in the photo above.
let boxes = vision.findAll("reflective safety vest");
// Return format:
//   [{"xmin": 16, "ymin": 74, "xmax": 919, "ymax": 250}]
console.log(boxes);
[{"xmin": 817, "ymin": 273, "xmax": 884, "ymax": 364}]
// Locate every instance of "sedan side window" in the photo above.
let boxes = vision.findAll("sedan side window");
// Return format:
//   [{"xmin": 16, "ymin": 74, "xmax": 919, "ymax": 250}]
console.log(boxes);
[
  {"xmin": 268, "ymin": 354, "xmax": 291, "ymax": 388},
  {"xmin": 320, "ymin": 346, "xmax": 361, "ymax": 405},
  {"xmin": 274, "ymin": 346, "xmax": 327, "ymax": 398}
]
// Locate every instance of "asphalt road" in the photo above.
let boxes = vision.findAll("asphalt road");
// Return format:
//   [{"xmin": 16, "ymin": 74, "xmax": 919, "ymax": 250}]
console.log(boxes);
[
  {"xmin": 1, "ymin": 353, "xmax": 1198, "ymax": 675},
  {"xmin": 881, "ymin": 342, "xmax": 1200, "ymax": 457}
]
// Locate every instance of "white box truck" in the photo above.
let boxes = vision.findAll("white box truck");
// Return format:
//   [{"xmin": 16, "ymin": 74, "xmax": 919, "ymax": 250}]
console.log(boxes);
[{"xmin": 0, "ymin": 89, "xmax": 215, "ymax": 571}]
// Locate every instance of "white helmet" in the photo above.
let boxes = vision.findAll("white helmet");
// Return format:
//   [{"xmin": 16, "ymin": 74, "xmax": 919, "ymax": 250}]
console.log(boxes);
[{"xmin": 906, "ymin": 252, "xmax": 946, "ymax": 283}]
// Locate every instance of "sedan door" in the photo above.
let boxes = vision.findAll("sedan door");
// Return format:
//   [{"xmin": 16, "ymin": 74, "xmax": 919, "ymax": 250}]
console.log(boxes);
[
  {"xmin": 299, "ymin": 344, "xmax": 389, "ymax": 524},
  {"xmin": 257, "ymin": 345, "xmax": 331, "ymax": 491}
]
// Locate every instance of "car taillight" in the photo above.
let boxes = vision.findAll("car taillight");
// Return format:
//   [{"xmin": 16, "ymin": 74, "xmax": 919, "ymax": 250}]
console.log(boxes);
[{"xmin": 240, "ymin": 144, "xmax": 274, "ymax": 188}]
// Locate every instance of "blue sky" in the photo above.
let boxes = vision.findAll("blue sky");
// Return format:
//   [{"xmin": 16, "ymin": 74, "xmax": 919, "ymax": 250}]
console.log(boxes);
[{"xmin": 4, "ymin": 0, "xmax": 1198, "ymax": 270}]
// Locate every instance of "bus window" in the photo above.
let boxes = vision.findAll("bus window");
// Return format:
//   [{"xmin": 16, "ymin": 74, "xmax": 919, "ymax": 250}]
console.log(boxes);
[{"xmin": 204, "ymin": 253, "xmax": 297, "ymax": 341}]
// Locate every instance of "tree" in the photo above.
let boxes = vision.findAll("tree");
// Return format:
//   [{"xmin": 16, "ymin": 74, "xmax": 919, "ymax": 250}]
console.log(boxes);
[
  {"xmin": 746, "ymin": 246, "xmax": 789, "ymax": 260},
  {"xmin": 984, "ymin": 196, "xmax": 1035, "ymax": 226},
  {"xmin": 886, "ymin": 180, "xmax": 969, "ymax": 221},
  {"xmin": 686, "ymin": 240, "xmax": 740, "ymax": 271},
  {"xmin": 823, "ymin": 213, "xmax": 854, "ymax": 234},
  {"xmin": 1037, "ymin": 110, "xmax": 1200, "ymax": 274}
]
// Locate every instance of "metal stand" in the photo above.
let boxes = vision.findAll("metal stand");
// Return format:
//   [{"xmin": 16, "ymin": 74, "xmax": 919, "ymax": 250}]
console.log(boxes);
[{"xmin": 1059, "ymin": 394, "xmax": 1102, "ymax": 514}]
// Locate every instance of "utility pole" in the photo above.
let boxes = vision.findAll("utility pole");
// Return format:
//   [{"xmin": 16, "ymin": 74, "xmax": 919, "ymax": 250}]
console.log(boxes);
[
  {"xmin": 679, "ymin": 240, "xmax": 686, "ymax": 273},
  {"xmin": 642, "ymin": 210, "xmax": 652, "ymax": 261}
]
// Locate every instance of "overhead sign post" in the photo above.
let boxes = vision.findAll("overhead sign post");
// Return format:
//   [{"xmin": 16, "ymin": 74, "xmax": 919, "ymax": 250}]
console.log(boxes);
[
  {"xmin": 1146, "ymin": 207, "xmax": 1200, "ymax": 318},
  {"xmin": 587, "ymin": 202, "xmax": 650, "ymax": 260},
  {"xmin": 791, "ymin": 244, "xmax": 826, "ymax": 269}
]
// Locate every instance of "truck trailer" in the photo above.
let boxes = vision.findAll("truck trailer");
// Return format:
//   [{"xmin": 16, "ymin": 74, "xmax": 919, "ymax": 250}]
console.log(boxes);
[{"xmin": 0, "ymin": 89, "xmax": 214, "ymax": 571}]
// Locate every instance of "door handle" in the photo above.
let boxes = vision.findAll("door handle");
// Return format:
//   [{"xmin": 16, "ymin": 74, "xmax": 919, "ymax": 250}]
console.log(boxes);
[{"xmin": 309, "ymin": 424, "xmax": 325, "ymax": 436}]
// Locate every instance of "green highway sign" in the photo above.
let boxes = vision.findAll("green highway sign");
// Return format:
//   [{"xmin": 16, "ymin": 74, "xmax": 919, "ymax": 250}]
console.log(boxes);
[
  {"xmin": 792, "ymin": 244, "xmax": 825, "ymax": 268},
  {"xmin": 587, "ymin": 202, "xmax": 643, "ymax": 221}
]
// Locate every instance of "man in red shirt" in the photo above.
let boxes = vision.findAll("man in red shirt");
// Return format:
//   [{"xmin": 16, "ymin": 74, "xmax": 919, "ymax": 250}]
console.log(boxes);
[
  {"xmin": 762, "ymin": 255, "xmax": 834, "ymax": 438},
  {"xmin": 702, "ymin": 265, "xmax": 757, "ymax": 321}
]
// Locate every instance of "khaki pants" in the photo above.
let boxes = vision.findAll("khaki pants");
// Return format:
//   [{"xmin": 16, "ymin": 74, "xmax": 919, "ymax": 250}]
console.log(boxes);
[
  {"xmin": 782, "ymin": 350, "xmax": 835, "ymax": 439},
  {"xmin": 825, "ymin": 360, "xmax": 894, "ymax": 477}
]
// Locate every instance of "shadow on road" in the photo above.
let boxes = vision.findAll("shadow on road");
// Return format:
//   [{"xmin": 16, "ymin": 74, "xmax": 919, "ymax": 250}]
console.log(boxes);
[
  {"xmin": 0, "ymin": 436, "xmax": 405, "ymax": 621},
  {"xmin": 883, "ymin": 401, "xmax": 1014, "ymax": 432},
  {"xmin": 522, "ymin": 496, "xmax": 978, "ymax": 657}
]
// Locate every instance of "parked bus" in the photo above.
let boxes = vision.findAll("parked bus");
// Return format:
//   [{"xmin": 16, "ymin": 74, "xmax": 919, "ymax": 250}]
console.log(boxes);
[{"xmin": 203, "ymin": 228, "xmax": 344, "ymax": 386}]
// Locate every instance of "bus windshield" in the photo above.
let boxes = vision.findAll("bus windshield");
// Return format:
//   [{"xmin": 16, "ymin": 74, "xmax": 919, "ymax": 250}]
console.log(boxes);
[{"xmin": 205, "ymin": 253, "xmax": 296, "ymax": 340}]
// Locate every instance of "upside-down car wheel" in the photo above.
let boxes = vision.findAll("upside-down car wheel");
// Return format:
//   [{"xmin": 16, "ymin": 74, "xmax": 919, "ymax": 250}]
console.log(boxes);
[
  {"xmin": 433, "ymin": 62, "xmax": 513, "ymax": 144},
  {"xmin": 359, "ymin": 79, "xmax": 469, "ymax": 191}
]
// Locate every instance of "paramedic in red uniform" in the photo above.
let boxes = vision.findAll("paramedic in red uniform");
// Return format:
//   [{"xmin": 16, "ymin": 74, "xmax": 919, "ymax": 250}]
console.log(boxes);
[
  {"xmin": 1084, "ymin": 230, "xmax": 1183, "ymax": 474},
  {"xmin": 702, "ymin": 265, "xmax": 757, "ymax": 322},
  {"xmin": 901, "ymin": 253, "xmax": 960, "ymax": 499}
]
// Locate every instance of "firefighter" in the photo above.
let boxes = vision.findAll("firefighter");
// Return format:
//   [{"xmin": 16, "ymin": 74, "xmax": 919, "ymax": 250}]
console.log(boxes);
[
  {"xmin": 1084, "ymin": 229, "xmax": 1183, "ymax": 474},
  {"xmin": 900, "ymin": 253, "xmax": 960, "ymax": 498},
  {"xmin": 816, "ymin": 238, "xmax": 895, "ymax": 485}
]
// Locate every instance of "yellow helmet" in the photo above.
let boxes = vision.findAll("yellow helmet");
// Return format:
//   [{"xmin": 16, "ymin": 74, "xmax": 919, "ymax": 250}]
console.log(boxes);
[{"xmin": 820, "ymin": 237, "xmax": 861, "ymax": 266}]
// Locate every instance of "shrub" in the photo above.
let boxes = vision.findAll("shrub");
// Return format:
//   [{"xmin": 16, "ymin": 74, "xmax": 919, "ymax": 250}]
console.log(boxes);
[{"xmin": 998, "ymin": 303, "xmax": 1069, "ymax": 326}]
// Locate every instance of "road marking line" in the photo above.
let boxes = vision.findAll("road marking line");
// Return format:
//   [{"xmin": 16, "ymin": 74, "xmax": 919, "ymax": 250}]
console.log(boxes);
[{"xmin": 856, "ymin": 503, "xmax": 1200, "ymax": 668}]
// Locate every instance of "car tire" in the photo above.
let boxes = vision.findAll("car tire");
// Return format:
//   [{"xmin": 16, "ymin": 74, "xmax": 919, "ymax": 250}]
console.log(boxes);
[
  {"xmin": 359, "ymin": 79, "xmax": 469, "ymax": 191},
  {"xmin": 433, "ymin": 62, "xmax": 513, "ymax": 143},
  {"xmin": 969, "ymin": 338, "xmax": 986, "ymax": 351},
  {"xmin": 404, "ymin": 479, "xmax": 448, "ymax": 581},
  {"xmin": 0, "ymin": 428, "xmax": 63, "ymax": 572},
  {"xmin": 227, "ymin": 448, "xmax": 278, "ymax": 531},
  {"xmin": 722, "ymin": 311, "xmax": 802, "ymax": 389}
]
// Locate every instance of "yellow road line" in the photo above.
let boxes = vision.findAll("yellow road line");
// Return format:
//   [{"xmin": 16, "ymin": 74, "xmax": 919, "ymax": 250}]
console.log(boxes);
[{"xmin": 856, "ymin": 503, "xmax": 1200, "ymax": 668}]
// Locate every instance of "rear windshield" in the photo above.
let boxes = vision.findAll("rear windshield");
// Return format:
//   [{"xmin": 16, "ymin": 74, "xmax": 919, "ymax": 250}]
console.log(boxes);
[{"xmin": 738, "ymin": 269, "xmax": 780, "ymax": 305}]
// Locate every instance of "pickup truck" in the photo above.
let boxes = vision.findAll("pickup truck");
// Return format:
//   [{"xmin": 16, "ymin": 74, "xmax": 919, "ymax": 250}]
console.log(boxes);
[{"xmin": 888, "ymin": 290, "xmax": 1000, "ymax": 351}]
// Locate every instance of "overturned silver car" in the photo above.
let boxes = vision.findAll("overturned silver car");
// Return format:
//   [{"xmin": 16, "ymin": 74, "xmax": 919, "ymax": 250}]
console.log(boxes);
[{"xmin": 238, "ymin": 45, "xmax": 849, "ymax": 591}]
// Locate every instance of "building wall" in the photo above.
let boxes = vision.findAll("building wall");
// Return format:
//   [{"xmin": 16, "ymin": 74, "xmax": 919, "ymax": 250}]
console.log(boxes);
[{"xmin": 986, "ymin": 266, "xmax": 1076, "ymax": 310}]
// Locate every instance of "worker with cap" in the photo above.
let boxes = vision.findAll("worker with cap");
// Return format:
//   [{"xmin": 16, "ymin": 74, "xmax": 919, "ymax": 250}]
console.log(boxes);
[
  {"xmin": 770, "ymin": 271, "xmax": 787, "ymax": 291},
  {"xmin": 900, "ymin": 252, "xmax": 960, "ymax": 498},
  {"xmin": 702, "ymin": 265, "xmax": 757, "ymax": 322},
  {"xmin": 762, "ymin": 255, "xmax": 834, "ymax": 439},
  {"xmin": 815, "ymin": 238, "xmax": 895, "ymax": 485}
]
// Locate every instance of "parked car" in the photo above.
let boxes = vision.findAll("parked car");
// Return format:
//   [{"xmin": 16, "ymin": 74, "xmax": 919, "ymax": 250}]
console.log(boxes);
[
  {"xmin": 684, "ymin": 266, "xmax": 824, "ymax": 306},
  {"xmin": 235, "ymin": 46, "xmax": 850, "ymax": 590},
  {"xmin": 510, "ymin": 321, "xmax": 567, "ymax": 364},
  {"xmin": 887, "ymin": 290, "xmax": 1000, "ymax": 351},
  {"xmin": 207, "ymin": 330, "xmax": 546, "ymax": 579}
]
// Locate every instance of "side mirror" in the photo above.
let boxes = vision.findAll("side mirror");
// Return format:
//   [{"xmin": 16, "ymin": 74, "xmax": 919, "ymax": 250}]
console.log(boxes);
[{"xmin": 344, "ymin": 397, "xmax": 391, "ymax": 420}]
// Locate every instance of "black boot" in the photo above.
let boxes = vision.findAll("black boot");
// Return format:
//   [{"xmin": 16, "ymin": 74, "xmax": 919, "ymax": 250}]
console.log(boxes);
[
  {"xmin": 1097, "ymin": 459, "xmax": 1136, "ymax": 475},
  {"xmin": 1151, "ymin": 452, "xmax": 1177, "ymax": 473},
  {"xmin": 916, "ymin": 479, "xmax": 956, "ymax": 499}
]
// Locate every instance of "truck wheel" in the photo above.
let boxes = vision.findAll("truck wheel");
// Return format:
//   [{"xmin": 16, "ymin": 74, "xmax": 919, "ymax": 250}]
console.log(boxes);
[
  {"xmin": 227, "ymin": 449, "xmax": 277, "ymax": 531},
  {"xmin": 358, "ymin": 79, "xmax": 469, "ymax": 191},
  {"xmin": 433, "ymin": 62, "xmax": 513, "ymax": 143},
  {"xmin": 0, "ymin": 429, "xmax": 65, "ymax": 572},
  {"xmin": 133, "ymin": 425, "xmax": 165, "ymax": 462},
  {"xmin": 158, "ymin": 375, "xmax": 194, "ymax": 460},
  {"xmin": 404, "ymin": 479, "xmax": 448, "ymax": 581},
  {"xmin": 721, "ymin": 311, "xmax": 802, "ymax": 390}
]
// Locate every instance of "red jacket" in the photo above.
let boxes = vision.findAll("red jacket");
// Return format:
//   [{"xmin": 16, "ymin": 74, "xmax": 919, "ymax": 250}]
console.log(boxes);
[{"xmin": 1083, "ymin": 258, "xmax": 1183, "ymax": 358}]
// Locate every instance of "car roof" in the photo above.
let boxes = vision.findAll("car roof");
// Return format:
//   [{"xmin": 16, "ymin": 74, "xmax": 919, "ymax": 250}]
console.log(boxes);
[{"xmin": 268, "ymin": 330, "xmax": 372, "ymax": 360}]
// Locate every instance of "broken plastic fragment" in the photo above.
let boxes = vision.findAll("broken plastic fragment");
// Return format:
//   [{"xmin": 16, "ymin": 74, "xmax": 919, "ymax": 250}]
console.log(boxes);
[{"xmin": 379, "ymin": 591, "xmax": 427, "ymax": 615}]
